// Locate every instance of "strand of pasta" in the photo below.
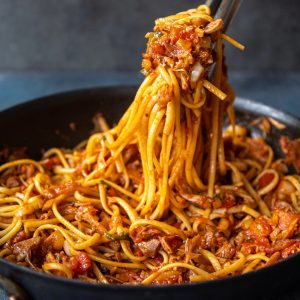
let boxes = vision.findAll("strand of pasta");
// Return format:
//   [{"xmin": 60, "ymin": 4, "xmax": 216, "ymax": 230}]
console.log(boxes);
[
  {"xmin": 130, "ymin": 219, "xmax": 186, "ymax": 239},
  {"xmin": 208, "ymin": 33, "xmax": 223, "ymax": 197},
  {"xmin": 142, "ymin": 262, "xmax": 210, "ymax": 284},
  {"xmin": 43, "ymin": 263, "xmax": 73, "ymax": 279},
  {"xmin": 0, "ymin": 159, "xmax": 44, "ymax": 174}
]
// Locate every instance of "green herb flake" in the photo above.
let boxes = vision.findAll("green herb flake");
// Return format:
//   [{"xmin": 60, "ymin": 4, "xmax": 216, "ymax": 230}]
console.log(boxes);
[
  {"xmin": 154, "ymin": 31, "xmax": 163, "ymax": 38},
  {"xmin": 214, "ymin": 193, "xmax": 223, "ymax": 200},
  {"xmin": 104, "ymin": 232, "xmax": 131, "ymax": 241}
]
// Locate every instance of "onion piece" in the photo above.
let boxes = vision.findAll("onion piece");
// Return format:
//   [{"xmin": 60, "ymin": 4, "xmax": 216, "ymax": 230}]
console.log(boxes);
[
  {"xmin": 191, "ymin": 62, "xmax": 204, "ymax": 83},
  {"xmin": 63, "ymin": 240, "xmax": 71, "ymax": 256}
]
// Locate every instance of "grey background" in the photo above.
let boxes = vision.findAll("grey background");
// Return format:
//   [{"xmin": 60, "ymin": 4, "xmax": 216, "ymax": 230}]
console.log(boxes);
[{"xmin": 0, "ymin": 0, "xmax": 299, "ymax": 72}]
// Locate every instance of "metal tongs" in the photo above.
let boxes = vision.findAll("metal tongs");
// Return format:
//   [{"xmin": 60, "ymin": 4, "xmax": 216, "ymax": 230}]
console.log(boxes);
[{"xmin": 205, "ymin": 0, "xmax": 242, "ymax": 32}]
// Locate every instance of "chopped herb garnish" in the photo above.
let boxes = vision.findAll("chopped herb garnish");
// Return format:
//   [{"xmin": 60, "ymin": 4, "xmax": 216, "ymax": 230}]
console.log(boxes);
[
  {"xmin": 141, "ymin": 69, "xmax": 150, "ymax": 76},
  {"xmin": 154, "ymin": 31, "xmax": 163, "ymax": 38},
  {"xmin": 214, "ymin": 192, "xmax": 223, "ymax": 200},
  {"xmin": 104, "ymin": 232, "xmax": 131, "ymax": 242}
]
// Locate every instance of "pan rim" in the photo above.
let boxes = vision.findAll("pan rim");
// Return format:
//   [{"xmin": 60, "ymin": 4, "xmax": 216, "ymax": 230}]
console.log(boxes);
[{"xmin": 0, "ymin": 249, "xmax": 299, "ymax": 290}]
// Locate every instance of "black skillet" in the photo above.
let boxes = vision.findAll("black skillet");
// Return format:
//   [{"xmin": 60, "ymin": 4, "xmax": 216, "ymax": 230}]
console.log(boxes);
[{"xmin": 0, "ymin": 86, "xmax": 299, "ymax": 300}]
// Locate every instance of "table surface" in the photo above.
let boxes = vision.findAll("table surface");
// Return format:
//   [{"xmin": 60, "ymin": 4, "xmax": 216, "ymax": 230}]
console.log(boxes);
[{"xmin": 0, "ymin": 71, "xmax": 299, "ymax": 300}]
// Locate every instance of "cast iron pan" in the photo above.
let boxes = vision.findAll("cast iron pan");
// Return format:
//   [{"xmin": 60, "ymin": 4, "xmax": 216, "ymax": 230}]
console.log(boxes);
[{"xmin": 0, "ymin": 86, "xmax": 299, "ymax": 300}]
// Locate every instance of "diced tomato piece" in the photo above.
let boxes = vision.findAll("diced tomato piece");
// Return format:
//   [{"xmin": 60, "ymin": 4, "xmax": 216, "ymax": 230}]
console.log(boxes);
[
  {"xmin": 69, "ymin": 253, "xmax": 92, "ymax": 275},
  {"xmin": 222, "ymin": 195, "xmax": 236, "ymax": 208}
]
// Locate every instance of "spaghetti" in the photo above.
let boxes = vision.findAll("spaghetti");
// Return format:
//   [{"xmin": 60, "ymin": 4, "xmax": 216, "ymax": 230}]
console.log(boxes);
[{"xmin": 0, "ymin": 4, "xmax": 299, "ymax": 285}]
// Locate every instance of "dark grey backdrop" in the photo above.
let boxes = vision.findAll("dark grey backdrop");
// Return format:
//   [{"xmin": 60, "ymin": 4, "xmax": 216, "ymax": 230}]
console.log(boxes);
[{"xmin": 0, "ymin": 0, "xmax": 299, "ymax": 71}]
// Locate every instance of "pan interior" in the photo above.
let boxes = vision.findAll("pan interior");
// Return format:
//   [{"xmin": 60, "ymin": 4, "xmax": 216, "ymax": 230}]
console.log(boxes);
[{"xmin": 0, "ymin": 87, "xmax": 299, "ymax": 159}]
